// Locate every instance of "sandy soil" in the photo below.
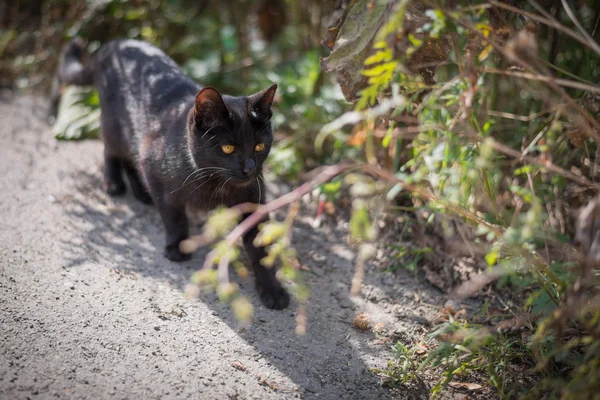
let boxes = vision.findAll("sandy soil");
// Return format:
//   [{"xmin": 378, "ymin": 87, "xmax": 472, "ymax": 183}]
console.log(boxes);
[{"xmin": 0, "ymin": 95, "xmax": 448, "ymax": 399}]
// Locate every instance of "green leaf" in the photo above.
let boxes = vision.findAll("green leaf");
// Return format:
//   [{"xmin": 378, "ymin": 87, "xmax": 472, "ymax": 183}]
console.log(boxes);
[
  {"xmin": 485, "ymin": 250, "xmax": 499, "ymax": 266},
  {"xmin": 53, "ymin": 86, "xmax": 101, "ymax": 141}
]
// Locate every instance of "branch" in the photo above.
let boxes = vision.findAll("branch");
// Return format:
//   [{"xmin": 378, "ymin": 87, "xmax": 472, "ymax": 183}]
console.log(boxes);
[
  {"xmin": 486, "ymin": 137, "xmax": 600, "ymax": 191},
  {"xmin": 483, "ymin": 68, "xmax": 600, "ymax": 95},
  {"xmin": 489, "ymin": 0, "xmax": 600, "ymax": 57},
  {"xmin": 179, "ymin": 163, "xmax": 357, "ymax": 268},
  {"xmin": 429, "ymin": 1, "xmax": 600, "ymax": 144}
]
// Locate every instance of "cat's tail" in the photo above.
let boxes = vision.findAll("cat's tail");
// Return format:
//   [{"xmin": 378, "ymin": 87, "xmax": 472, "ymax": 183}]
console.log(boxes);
[
  {"xmin": 49, "ymin": 37, "xmax": 95, "ymax": 121},
  {"xmin": 57, "ymin": 37, "xmax": 94, "ymax": 86}
]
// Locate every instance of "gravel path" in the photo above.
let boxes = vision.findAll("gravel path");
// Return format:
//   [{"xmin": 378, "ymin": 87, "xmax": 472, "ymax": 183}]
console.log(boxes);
[{"xmin": 0, "ymin": 95, "xmax": 442, "ymax": 399}]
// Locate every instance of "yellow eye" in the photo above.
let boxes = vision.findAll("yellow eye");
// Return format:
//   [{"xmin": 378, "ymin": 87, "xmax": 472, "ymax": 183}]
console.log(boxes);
[
  {"xmin": 221, "ymin": 144, "xmax": 235, "ymax": 154},
  {"xmin": 255, "ymin": 143, "xmax": 265, "ymax": 152}
]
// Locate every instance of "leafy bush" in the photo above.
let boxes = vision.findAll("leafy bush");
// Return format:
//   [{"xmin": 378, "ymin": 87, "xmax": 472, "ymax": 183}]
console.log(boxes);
[{"xmin": 314, "ymin": 1, "xmax": 600, "ymax": 398}]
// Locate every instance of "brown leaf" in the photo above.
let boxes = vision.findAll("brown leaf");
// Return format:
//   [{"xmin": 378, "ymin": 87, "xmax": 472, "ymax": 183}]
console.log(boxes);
[
  {"xmin": 347, "ymin": 122, "xmax": 369, "ymax": 146},
  {"xmin": 567, "ymin": 128, "xmax": 587, "ymax": 148},
  {"xmin": 352, "ymin": 312, "xmax": 371, "ymax": 331}
]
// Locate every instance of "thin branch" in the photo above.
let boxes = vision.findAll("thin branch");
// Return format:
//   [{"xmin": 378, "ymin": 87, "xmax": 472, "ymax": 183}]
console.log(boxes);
[
  {"xmin": 188, "ymin": 163, "xmax": 357, "ymax": 265},
  {"xmin": 488, "ymin": 0, "xmax": 600, "ymax": 57},
  {"xmin": 479, "ymin": 136, "xmax": 600, "ymax": 191},
  {"xmin": 486, "ymin": 105, "xmax": 563, "ymax": 122},
  {"xmin": 483, "ymin": 68, "xmax": 600, "ymax": 95},
  {"xmin": 558, "ymin": 0, "xmax": 600, "ymax": 55},
  {"xmin": 431, "ymin": 2, "xmax": 600, "ymax": 144}
]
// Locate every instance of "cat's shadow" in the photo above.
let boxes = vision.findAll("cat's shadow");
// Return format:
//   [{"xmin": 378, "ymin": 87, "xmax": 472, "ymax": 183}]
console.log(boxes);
[{"xmin": 61, "ymin": 169, "xmax": 431, "ymax": 400}]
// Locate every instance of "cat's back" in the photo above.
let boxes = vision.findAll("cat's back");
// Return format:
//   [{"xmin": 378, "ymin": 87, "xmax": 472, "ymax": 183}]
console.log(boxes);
[{"xmin": 93, "ymin": 39, "xmax": 199, "ymax": 115}]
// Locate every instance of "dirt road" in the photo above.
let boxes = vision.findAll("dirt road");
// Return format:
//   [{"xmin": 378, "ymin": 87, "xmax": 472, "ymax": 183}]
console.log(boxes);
[{"xmin": 0, "ymin": 95, "xmax": 441, "ymax": 399}]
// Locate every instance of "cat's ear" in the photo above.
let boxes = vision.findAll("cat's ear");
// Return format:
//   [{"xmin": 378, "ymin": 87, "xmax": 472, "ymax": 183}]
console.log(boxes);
[
  {"xmin": 194, "ymin": 87, "xmax": 229, "ymax": 127},
  {"xmin": 248, "ymin": 84, "xmax": 277, "ymax": 121}
]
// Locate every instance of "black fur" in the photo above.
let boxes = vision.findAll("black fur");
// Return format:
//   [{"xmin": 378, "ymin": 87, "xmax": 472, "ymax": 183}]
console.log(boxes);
[{"xmin": 56, "ymin": 38, "xmax": 289, "ymax": 310}]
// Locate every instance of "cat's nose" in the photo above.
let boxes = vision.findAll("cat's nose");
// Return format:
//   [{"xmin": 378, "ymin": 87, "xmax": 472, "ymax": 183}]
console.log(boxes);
[{"xmin": 243, "ymin": 159, "xmax": 256, "ymax": 176}]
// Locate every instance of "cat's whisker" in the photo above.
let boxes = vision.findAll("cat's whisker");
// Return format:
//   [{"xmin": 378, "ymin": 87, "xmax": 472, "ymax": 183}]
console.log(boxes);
[
  {"xmin": 223, "ymin": 177, "xmax": 233, "ymax": 190},
  {"xmin": 256, "ymin": 177, "xmax": 261, "ymax": 204},
  {"xmin": 184, "ymin": 168, "xmax": 226, "ymax": 184},
  {"xmin": 180, "ymin": 171, "xmax": 216, "ymax": 189},
  {"xmin": 179, "ymin": 169, "xmax": 201, "ymax": 189},
  {"xmin": 211, "ymin": 176, "xmax": 232, "ymax": 208},
  {"xmin": 186, "ymin": 173, "xmax": 221, "ymax": 200},
  {"xmin": 207, "ymin": 176, "xmax": 226, "ymax": 208},
  {"xmin": 182, "ymin": 166, "xmax": 225, "ymax": 181},
  {"xmin": 200, "ymin": 125, "xmax": 216, "ymax": 139},
  {"xmin": 258, "ymin": 174, "xmax": 275, "ymax": 199},
  {"xmin": 170, "ymin": 167, "xmax": 226, "ymax": 194},
  {"xmin": 256, "ymin": 119, "xmax": 271, "ymax": 135}
]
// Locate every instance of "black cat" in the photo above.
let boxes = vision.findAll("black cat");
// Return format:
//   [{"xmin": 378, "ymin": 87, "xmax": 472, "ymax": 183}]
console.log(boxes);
[{"xmin": 55, "ymin": 38, "xmax": 289, "ymax": 310}]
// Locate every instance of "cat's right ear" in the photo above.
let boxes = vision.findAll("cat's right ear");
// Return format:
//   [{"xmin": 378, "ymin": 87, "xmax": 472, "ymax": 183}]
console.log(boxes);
[{"xmin": 194, "ymin": 87, "xmax": 229, "ymax": 128}]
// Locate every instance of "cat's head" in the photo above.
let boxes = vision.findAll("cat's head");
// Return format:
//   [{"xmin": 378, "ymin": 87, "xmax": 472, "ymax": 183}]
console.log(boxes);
[{"xmin": 188, "ymin": 84, "xmax": 277, "ymax": 187}]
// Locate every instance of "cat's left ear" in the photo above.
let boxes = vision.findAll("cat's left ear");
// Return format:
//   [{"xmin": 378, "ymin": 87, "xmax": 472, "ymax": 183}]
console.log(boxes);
[
  {"xmin": 194, "ymin": 87, "xmax": 230, "ymax": 128},
  {"xmin": 248, "ymin": 84, "xmax": 277, "ymax": 121}
]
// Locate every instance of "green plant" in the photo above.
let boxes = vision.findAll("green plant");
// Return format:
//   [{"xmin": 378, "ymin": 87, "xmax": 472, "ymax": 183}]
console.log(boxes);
[{"xmin": 315, "ymin": 0, "xmax": 600, "ymax": 398}]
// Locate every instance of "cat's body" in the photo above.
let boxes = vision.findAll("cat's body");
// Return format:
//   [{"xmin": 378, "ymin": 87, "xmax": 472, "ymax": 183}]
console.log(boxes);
[{"xmin": 56, "ymin": 38, "xmax": 289, "ymax": 309}]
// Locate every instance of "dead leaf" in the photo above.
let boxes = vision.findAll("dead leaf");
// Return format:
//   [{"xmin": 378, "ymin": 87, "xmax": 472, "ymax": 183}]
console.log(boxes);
[
  {"xmin": 352, "ymin": 312, "xmax": 371, "ymax": 331},
  {"xmin": 568, "ymin": 127, "xmax": 587, "ymax": 148},
  {"xmin": 231, "ymin": 361, "xmax": 247, "ymax": 372},
  {"xmin": 448, "ymin": 382, "xmax": 484, "ymax": 391},
  {"xmin": 320, "ymin": 0, "xmax": 390, "ymax": 101},
  {"xmin": 371, "ymin": 322, "xmax": 386, "ymax": 334}
]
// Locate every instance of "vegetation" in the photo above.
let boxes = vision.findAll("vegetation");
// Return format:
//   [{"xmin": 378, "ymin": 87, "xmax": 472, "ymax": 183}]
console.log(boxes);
[{"xmin": 3, "ymin": 0, "xmax": 600, "ymax": 398}]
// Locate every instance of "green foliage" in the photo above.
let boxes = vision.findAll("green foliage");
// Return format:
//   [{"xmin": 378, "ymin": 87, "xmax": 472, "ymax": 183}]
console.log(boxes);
[
  {"xmin": 52, "ymin": 87, "xmax": 100, "ymax": 140},
  {"xmin": 373, "ymin": 342, "xmax": 421, "ymax": 385},
  {"xmin": 386, "ymin": 245, "xmax": 431, "ymax": 273},
  {"xmin": 421, "ymin": 317, "xmax": 532, "ymax": 399},
  {"xmin": 324, "ymin": 1, "xmax": 600, "ymax": 398}
]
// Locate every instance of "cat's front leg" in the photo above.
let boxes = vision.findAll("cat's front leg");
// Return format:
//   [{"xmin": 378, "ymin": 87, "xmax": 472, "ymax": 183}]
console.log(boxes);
[
  {"xmin": 242, "ymin": 214, "xmax": 290, "ymax": 310},
  {"xmin": 157, "ymin": 202, "xmax": 191, "ymax": 262}
]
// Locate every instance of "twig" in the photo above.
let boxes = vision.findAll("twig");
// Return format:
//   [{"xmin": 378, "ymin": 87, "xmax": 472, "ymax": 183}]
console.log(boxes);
[
  {"xmin": 486, "ymin": 105, "xmax": 563, "ymax": 122},
  {"xmin": 482, "ymin": 68, "xmax": 600, "ymax": 95},
  {"xmin": 431, "ymin": 2, "xmax": 600, "ymax": 144},
  {"xmin": 484, "ymin": 137, "xmax": 600, "ymax": 191},
  {"xmin": 558, "ymin": 0, "xmax": 600, "ymax": 56},
  {"xmin": 361, "ymin": 165, "xmax": 505, "ymax": 236},
  {"xmin": 521, "ymin": 122, "xmax": 551, "ymax": 158},
  {"xmin": 413, "ymin": 76, "xmax": 460, "ymax": 115},
  {"xmin": 194, "ymin": 163, "xmax": 357, "ymax": 269},
  {"xmin": 593, "ymin": 12, "xmax": 600, "ymax": 37},
  {"xmin": 488, "ymin": 0, "xmax": 600, "ymax": 57}
]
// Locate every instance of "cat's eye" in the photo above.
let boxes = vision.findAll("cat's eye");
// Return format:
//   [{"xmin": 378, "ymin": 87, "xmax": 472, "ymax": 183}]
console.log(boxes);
[
  {"xmin": 255, "ymin": 143, "xmax": 265, "ymax": 152},
  {"xmin": 221, "ymin": 144, "xmax": 235, "ymax": 154}
]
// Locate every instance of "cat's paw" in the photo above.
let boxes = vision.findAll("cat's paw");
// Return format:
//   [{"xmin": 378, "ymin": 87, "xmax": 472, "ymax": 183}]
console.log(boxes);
[
  {"xmin": 164, "ymin": 246, "xmax": 192, "ymax": 262},
  {"xmin": 257, "ymin": 284, "xmax": 290, "ymax": 310},
  {"xmin": 106, "ymin": 181, "xmax": 126, "ymax": 196}
]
